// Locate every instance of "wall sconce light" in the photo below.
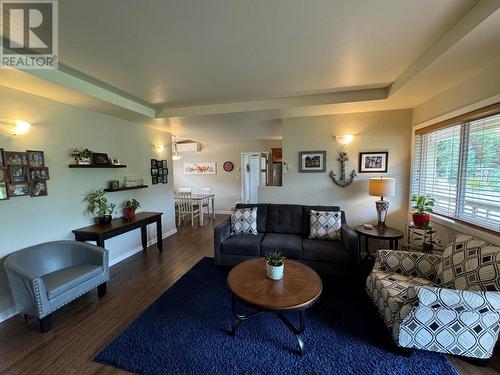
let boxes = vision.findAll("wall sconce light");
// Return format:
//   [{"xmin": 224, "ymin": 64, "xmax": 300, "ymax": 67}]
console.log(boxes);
[
  {"xmin": 0, "ymin": 119, "xmax": 32, "ymax": 136},
  {"xmin": 153, "ymin": 144, "xmax": 165, "ymax": 153},
  {"xmin": 334, "ymin": 134, "xmax": 354, "ymax": 145}
]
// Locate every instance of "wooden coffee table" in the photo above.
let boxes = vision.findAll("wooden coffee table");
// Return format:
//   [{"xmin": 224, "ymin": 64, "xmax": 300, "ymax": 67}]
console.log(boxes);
[{"xmin": 227, "ymin": 258, "xmax": 322, "ymax": 355}]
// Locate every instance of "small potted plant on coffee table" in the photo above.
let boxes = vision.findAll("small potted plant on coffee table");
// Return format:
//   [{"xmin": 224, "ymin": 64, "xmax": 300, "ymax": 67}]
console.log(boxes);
[
  {"xmin": 84, "ymin": 189, "xmax": 116, "ymax": 225},
  {"xmin": 411, "ymin": 194, "xmax": 435, "ymax": 228},
  {"xmin": 265, "ymin": 249, "xmax": 285, "ymax": 280},
  {"xmin": 71, "ymin": 147, "xmax": 93, "ymax": 165},
  {"xmin": 123, "ymin": 199, "xmax": 140, "ymax": 221}
]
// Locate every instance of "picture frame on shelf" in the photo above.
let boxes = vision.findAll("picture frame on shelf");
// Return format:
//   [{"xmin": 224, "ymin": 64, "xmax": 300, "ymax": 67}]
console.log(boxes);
[
  {"xmin": 183, "ymin": 162, "xmax": 217, "ymax": 175},
  {"xmin": 9, "ymin": 183, "xmax": 30, "ymax": 197},
  {"xmin": 29, "ymin": 167, "xmax": 50, "ymax": 180},
  {"xmin": 358, "ymin": 151, "xmax": 388, "ymax": 173},
  {"xmin": 31, "ymin": 180, "xmax": 48, "ymax": 197},
  {"xmin": 27, "ymin": 150, "xmax": 45, "ymax": 167},
  {"xmin": 92, "ymin": 152, "xmax": 111, "ymax": 166},
  {"xmin": 4, "ymin": 151, "xmax": 27, "ymax": 165},
  {"xmin": 110, "ymin": 158, "xmax": 121, "ymax": 165},
  {"xmin": 0, "ymin": 167, "xmax": 9, "ymax": 182},
  {"xmin": 10, "ymin": 165, "xmax": 28, "ymax": 183},
  {"xmin": 0, "ymin": 182, "xmax": 8, "ymax": 200},
  {"xmin": 299, "ymin": 151, "xmax": 326, "ymax": 173}
]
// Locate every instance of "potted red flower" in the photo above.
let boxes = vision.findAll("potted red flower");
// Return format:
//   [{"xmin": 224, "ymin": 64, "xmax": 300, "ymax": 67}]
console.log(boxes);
[
  {"xmin": 123, "ymin": 199, "xmax": 140, "ymax": 221},
  {"xmin": 411, "ymin": 194, "xmax": 434, "ymax": 228}
]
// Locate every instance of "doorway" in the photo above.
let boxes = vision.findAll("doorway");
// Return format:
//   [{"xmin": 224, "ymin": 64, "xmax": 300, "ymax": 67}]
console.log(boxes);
[{"xmin": 241, "ymin": 152, "xmax": 267, "ymax": 204}]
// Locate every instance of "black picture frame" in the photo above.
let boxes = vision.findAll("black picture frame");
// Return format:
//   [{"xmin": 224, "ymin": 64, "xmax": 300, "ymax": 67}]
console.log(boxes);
[
  {"xmin": 152, "ymin": 175, "xmax": 158, "ymax": 184},
  {"xmin": 27, "ymin": 150, "xmax": 45, "ymax": 167},
  {"xmin": 4, "ymin": 151, "xmax": 27, "ymax": 165},
  {"xmin": 10, "ymin": 165, "xmax": 28, "ymax": 183},
  {"xmin": 31, "ymin": 180, "xmax": 48, "ymax": 197},
  {"xmin": 9, "ymin": 183, "xmax": 30, "ymax": 197},
  {"xmin": 151, "ymin": 159, "xmax": 157, "ymax": 169},
  {"xmin": 162, "ymin": 175, "xmax": 168, "ymax": 184},
  {"xmin": 358, "ymin": 151, "xmax": 389, "ymax": 173},
  {"xmin": 92, "ymin": 152, "xmax": 110, "ymax": 165},
  {"xmin": 298, "ymin": 151, "xmax": 326, "ymax": 173},
  {"xmin": 162, "ymin": 160, "xmax": 167, "ymax": 168},
  {"xmin": 0, "ymin": 167, "xmax": 9, "ymax": 182},
  {"xmin": 29, "ymin": 167, "xmax": 50, "ymax": 181}
]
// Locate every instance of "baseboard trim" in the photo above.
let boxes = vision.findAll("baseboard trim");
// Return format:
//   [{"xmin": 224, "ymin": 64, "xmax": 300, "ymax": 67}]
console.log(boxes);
[
  {"xmin": 0, "ymin": 227, "xmax": 178, "ymax": 323},
  {"xmin": 214, "ymin": 210, "xmax": 231, "ymax": 215}
]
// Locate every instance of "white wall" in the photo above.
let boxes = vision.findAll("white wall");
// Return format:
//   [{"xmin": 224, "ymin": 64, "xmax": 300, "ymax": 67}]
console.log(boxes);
[
  {"xmin": 0, "ymin": 86, "xmax": 176, "ymax": 321},
  {"xmin": 173, "ymin": 140, "xmax": 281, "ymax": 212},
  {"xmin": 259, "ymin": 109, "xmax": 413, "ymax": 230}
]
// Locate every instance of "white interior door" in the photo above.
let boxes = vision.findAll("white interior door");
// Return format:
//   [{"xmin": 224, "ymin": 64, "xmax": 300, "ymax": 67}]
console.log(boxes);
[{"xmin": 242, "ymin": 153, "xmax": 263, "ymax": 204}]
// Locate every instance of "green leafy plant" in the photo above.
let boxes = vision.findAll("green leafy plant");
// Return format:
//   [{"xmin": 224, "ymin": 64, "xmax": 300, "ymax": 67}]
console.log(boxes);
[
  {"xmin": 71, "ymin": 147, "xmax": 92, "ymax": 159},
  {"xmin": 411, "ymin": 194, "xmax": 435, "ymax": 214},
  {"xmin": 265, "ymin": 249, "xmax": 284, "ymax": 267},
  {"xmin": 84, "ymin": 189, "xmax": 116, "ymax": 217},
  {"xmin": 125, "ymin": 199, "xmax": 141, "ymax": 211}
]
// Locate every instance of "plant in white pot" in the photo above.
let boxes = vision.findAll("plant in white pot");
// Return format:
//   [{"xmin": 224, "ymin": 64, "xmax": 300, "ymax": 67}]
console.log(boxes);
[{"xmin": 265, "ymin": 249, "xmax": 285, "ymax": 280}]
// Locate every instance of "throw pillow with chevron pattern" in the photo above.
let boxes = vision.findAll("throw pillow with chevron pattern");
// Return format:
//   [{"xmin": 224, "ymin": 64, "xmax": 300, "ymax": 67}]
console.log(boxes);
[
  {"xmin": 309, "ymin": 210, "xmax": 341, "ymax": 240},
  {"xmin": 230, "ymin": 208, "xmax": 258, "ymax": 235}
]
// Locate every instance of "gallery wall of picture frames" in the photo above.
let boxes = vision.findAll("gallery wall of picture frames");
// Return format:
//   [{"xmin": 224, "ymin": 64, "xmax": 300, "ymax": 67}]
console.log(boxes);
[
  {"xmin": 0, "ymin": 148, "xmax": 49, "ymax": 200},
  {"xmin": 151, "ymin": 159, "xmax": 168, "ymax": 185}
]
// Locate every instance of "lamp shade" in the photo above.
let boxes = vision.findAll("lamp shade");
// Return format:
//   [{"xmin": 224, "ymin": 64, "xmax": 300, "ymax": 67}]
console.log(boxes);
[{"xmin": 369, "ymin": 177, "xmax": 395, "ymax": 197}]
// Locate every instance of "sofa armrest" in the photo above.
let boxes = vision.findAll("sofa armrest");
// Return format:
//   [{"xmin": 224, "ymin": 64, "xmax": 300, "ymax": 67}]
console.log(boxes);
[
  {"xmin": 375, "ymin": 249, "xmax": 441, "ymax": 281},
  {"xmin": 341, "ymin": 223, "xmax": 359, "ymax": 264},
  {"xmin": 409, "ymin": 285, "xmax": 500, "ymax": 311},
  {"xmin": 214, "ymin": 219, "xmax": 231, "ymax": 265},
  {"xmin": 68, "ymin": 241, "xmax": 108, "ymax": 267}
]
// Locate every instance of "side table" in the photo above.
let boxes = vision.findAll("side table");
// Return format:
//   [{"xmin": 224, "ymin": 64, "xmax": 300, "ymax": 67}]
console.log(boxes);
[{"xmin": 355, "ymin": 225, "xmax": 404, "ymax": 260}]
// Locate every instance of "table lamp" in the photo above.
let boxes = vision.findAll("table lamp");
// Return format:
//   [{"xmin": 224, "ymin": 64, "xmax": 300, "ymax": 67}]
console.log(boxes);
[{"xmin": 368, "ymin": 177, "xmax": 395, "ymax": 228}]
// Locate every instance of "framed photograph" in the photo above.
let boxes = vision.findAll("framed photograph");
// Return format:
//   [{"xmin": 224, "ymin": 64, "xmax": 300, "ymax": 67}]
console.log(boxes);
[
  {"xmin": 184, "ymin": 162, "xmax": 217, "ymax": 175},
  {"xmin": 162, "ymin": 174, "xmax": 168, "ymax": 184},
  {"xmin": 156, "ymin": 160, "xmax": 163, "ymax": 168},
  {"xmin": 163, "ymin": 168, "xmax": 168, "ymax": 176},
  {"xmin": 162, "ymin": 160, "xmax": 167, "ymax": 168},
  {"xmin": 151, "ymin": 159, "xmax": 157, "ymax": 169},
  {"xmin": 152, "ymin": 175, "xmax": 158, "ymax": 185},
  {"xmin": 0, "ymin": 167, "xmax": 9, "ymax": 182},
  {"xmin": 299, "ymin": 151, "xmax": 326, "ymax": 173},
  {"xmin": 110, "ymin": 158, "xmax": 120, "ymax": 165},
  {"xmin": 9, "ymin": 183, "xmax": 30, "ymax": 197},
  {"xmin": 4, "ymin": 151, "xmax": 27, "ymax": 165},
  {"xmin": 359, "ymin": 152, "xmax": 388, "ymax": 173},
  {"xmin": 29, "ymin": 167, "xmax": 50, "ymax": 180},
  {"xmin": 0, "ymin": 148, "xmax": 4, "ymax": 166},
  {"xmin": 158, "ymin": 168, "xmax": 163, "ymax": 176},
  {"xmin": 27, "ymin": 150, "xmax": 45, "ymax": 167},
  {"xmin": 151, "ymin": 168, "xmax": 159, "ymax": 176},
  {"xmin": 92, "ymin": 153, "xmax": 110, "ymax": 165},
  {"xmin": 0, "ymin": 182, "xmax": 8, "ymax": 200},
  {"xmin": 31, "ymin": 180, "xmax": 48, "ymax": 197},
  {"xmin": 10, "ymin": 165, "xmax": 28, "ymax": 183}
]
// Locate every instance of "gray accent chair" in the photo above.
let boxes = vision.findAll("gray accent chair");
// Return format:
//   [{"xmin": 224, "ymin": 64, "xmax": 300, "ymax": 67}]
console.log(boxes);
[
  {"xmin": 3, "ymin": 240, "xmax": 109, "ymax": 332},
  {"xmin": 214, "ymin": 203, "xmax": 359, "ymax": 275}
]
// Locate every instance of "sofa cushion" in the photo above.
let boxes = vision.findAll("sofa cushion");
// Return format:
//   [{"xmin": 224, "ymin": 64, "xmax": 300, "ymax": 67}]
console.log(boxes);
[
  {"xmin": 302, "ymin": 239, "xmax": 348, "ymax": 263},
  {"xmin": 302, "ymin": 206, "xmax": 344, "ymax": 237},
  {"xmin": 235, "ymin": 203, "xmax": 268, "ymax": 233},
  {"xmin": 436, "ymin": 234, "xmax": 500, "ymax": 291},
  {"xmin": 42, "ymin": 264, "xmax": 103, "ymax": 300},
  {"xmin": 261, "ymin": 233, "xmax": 302, "ymax": 259},
  {"xmin": 309, "ymin": 210, "xmax": 342, "ymax": 240},
  {"xmin": 230, "ymin": 208, "xmax": 258, "ymax": 235},
  {"xmin": 221, "ymin": 233, "xmax": 265, "ymax": 256},
  {"xmin": 266, "ymin": 204, "xmax": 303, "ymax": 235}
]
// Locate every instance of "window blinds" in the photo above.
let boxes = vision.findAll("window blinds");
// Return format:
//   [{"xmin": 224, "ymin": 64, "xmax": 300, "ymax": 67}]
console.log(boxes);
[{"xmin": 412, "ymin": 113, "xmax": 500, "ymax": 232}]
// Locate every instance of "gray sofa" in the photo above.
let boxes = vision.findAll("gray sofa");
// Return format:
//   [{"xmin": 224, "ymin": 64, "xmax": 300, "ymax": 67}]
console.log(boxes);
[
  {"xmin": 4, "ymin": 240, "xmax": 109, "ymax": 332},
  {"xmin": 214, "ymin": 203, "xmax": 358, "ymax": 274}
]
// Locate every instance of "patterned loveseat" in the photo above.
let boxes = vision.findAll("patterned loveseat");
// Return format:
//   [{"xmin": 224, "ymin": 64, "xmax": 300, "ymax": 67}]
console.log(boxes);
[{"xmin": 366, "ymin": 234, "xmax": 500, "ymax": 359}]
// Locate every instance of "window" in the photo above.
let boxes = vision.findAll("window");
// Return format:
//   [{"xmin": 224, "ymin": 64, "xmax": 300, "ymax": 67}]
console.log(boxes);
[{"xmin": 412, "ymin": 104, "xmax": 500, "ymax": 232}]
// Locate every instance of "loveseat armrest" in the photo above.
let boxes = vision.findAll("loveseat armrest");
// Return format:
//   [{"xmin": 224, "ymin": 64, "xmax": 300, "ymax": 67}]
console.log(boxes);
[
  {"xmin": 67, "ymin": 241, "xmax": 108, "ymax": 267},
  {"xmin": 409, "ymin": 285, "xmax": 500, "ymax": 311},
  {"xmin": 375, "ymin": 249, "xmax": 441, "ymax": 281},
  {"xmin": 214, "ymin": 219, "xmax": 231, "ymax": 265},
  {"xmin": 341, "ymin": 223, "xmax": 359, "ymax": 264}
]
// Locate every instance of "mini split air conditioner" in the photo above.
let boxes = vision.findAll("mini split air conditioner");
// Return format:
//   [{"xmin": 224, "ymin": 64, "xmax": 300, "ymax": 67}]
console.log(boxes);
[{"xmin": 176, "ymin": 142, "xmax": 202, "ymax": 153}]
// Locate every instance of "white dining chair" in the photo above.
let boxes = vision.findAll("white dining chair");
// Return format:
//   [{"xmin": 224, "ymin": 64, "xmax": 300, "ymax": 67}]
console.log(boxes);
[
  {"xmin": 177, "ymin": 187, "xmax": 192, "ymax": 193},
  {"xmin": 176, "ymin": 191, "xmax": 200, "ymax": 227},
  {"xmin": 199, "ymin": 187, "xmax": 212, "ymax": 219}
]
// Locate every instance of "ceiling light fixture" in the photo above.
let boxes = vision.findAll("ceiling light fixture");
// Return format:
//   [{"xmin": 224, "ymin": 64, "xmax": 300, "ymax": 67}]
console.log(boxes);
[{"xmin": 0, "ymin": 119, "xmax": 32, "ymax": 136}]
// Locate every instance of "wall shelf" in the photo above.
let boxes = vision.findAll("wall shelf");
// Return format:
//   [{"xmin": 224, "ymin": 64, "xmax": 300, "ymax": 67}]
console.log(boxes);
[
  {"xmin": 68, "ymin": 164, "xmax": 127, "ymax": 168},
  {"xmin": 103, "ymin": 185, "xmax": 148, "ymax": 192}
]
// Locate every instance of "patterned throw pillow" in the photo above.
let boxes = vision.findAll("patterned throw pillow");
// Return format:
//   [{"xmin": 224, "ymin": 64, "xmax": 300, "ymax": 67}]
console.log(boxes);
[
  {"xmin": 436, "ymin": 234, "xmax": 500, "ymax": 291},
  {"xmin": 309, "ymin": 210, "xmax": 341, "ymax": 240},
  {"xmin": 231, "ymin": 208, "xmax": 258, "ymax": 235}
]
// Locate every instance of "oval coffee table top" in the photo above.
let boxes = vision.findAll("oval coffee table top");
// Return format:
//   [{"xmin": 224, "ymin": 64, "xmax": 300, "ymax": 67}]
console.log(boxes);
[{"xmin": 227, "ymin": 258, "xmax": 322, "ymax": 311}]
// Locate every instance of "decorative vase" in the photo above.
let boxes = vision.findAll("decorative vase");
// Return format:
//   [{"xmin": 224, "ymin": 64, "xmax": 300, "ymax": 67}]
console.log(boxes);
[
  {"xmin": 123, "ymin": 208, "xmax": 135, "ymax": 220},
  {"xmin": 266, "ymin": 262, "xmax": 284, "ymax": 280},
  {"xmin": 77, "ymin": 156, "xmax": 91, "ymax": 165},
  {"xmin": 412, "ymin": 212, "xmax": 430, "ymax": 228},
  {"xmin": 98, "ymin": 215, "xmax": 112, "ymax": 225}
]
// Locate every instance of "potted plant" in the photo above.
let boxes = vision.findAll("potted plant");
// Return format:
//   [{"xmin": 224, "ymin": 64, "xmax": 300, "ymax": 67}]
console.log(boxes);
[
  {"xmin": 84, "ymin": 189, "xmax": 116, "ymax": 225},
  {"xmin": 411, "ymin": 194, "xmax": 435, "ymax": 228},
  {"xmin": 71, "ymin": 148, "xmax": 93, "ymax": 164},
  {"xmin": 265, "ymin": 249, "xmax": 285, "ymax": 280},
  {"xmin": 123, "ymin": 199, "xmax": 140, "ymax": 221}
]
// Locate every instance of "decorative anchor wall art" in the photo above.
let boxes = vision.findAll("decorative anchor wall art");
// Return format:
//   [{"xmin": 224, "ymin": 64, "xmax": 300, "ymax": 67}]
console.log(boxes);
[{"xmin": 330, "ymin": 152, "xmax": 356, "ymax": 187}]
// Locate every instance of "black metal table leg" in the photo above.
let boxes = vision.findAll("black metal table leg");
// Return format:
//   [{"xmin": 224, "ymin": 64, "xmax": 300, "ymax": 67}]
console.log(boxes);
[
  {"xmin": 230, "ymin": 297, "xmax": 264, "ymax": 336},
  {"xmin": 277, "ymin": 310, "xmax": 306, "ymax": 355}
]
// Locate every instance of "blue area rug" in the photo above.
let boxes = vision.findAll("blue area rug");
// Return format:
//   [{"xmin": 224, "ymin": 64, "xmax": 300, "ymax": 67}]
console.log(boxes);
[{"xmin": 94, "ymin": 257, "xmax": 457, "ymax": 375}]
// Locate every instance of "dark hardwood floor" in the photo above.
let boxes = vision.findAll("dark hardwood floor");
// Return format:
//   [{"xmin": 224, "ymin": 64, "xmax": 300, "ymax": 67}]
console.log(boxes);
[{"xmin": 0, "ymin": 214, "xmax": 498, "ymax": 374}]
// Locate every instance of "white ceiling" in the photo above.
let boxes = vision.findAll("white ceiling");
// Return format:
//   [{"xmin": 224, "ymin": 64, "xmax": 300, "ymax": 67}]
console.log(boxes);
[{"xmin": 59, "ymin": 0, "xmax": 478, "ymax": 105}]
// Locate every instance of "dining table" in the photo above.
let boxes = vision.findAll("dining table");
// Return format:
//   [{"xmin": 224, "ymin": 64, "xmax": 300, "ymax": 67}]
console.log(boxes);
[{"xmin": 176, "ymin": 193, "xmax": 215, "ymax": 226}]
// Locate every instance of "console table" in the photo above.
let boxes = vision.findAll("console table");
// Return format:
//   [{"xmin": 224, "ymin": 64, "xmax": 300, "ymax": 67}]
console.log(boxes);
[{"xmin": 73, "ymin": 212, "xmax": 163, "ymax": 252}]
